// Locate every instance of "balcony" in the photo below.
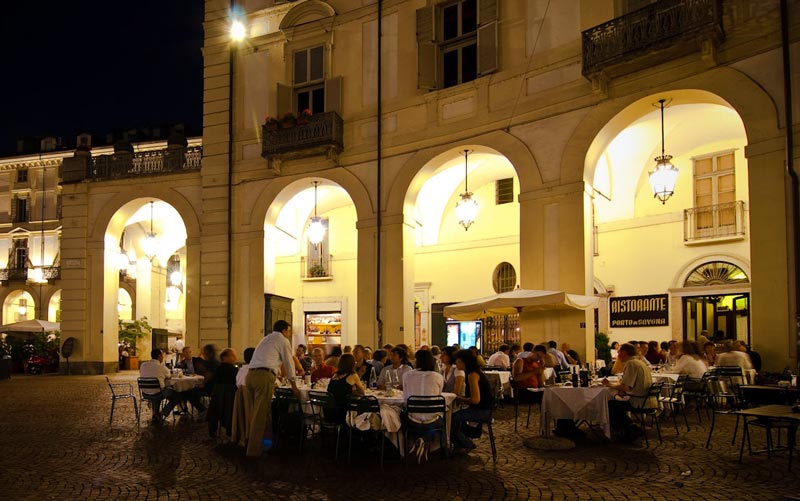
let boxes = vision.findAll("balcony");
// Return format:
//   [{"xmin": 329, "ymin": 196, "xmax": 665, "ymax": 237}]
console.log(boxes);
[
  {"xmin": 684, "ymin": 201, "xmax": 746, "ymax": 243},
  {"xmin": 62, "ymin": 146, "xmax": 202, "ymax": 183},
  {"xmin": 582, "ymin": 0, "xmax": 724, "ymax": 81},
  {"xmin": 0, "ymin": 267, "xmax": 28, "ymax": 281},
  {"xmin": 262, "ymin": 111, "xmax": 343, "ymax": 160},
  {"xmin": 301, "ymin": 255, "xmax": 333, "ymax": 280}
]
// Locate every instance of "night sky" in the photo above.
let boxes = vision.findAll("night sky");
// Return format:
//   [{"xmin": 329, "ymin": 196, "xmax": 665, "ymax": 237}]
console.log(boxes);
[{"xmin": 0, "ymin": 0, "xmax": 205, "ymax": 156}]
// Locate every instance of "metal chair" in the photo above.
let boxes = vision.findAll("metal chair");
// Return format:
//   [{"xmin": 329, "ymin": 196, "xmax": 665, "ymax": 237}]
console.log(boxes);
[
  {"xmin": 307, "ymin": 390, "xmax": 343, "ymax": 459},
  {"xmin": 705, "ymin": 367, "xmax": 746, "ymax": 448},
  {"xmin": 682, "ymin": 371, "xmax": 712, "ymax": 423},
  {"xmin": 137, "ymin": 377, "xmax": 165, "ymax": 429},
  {"xmin": 345, "ymin": 396, "xmax": 385, "ymax": 467},
  {"xmin": 658, "ymin": 374, "xmax": 690, "ymax": 434},
  {"xmin": 273, "ymin": 387, "xmax": 306, "ymax": 453},
  {"xmin": 106, "ymin": 376, "xmax": 139, "ymax": 426},
  {"xmin": 403, "ymin": 395, "xmax": 447, "ymax": 464},
  {"xmin": 629, "ymin": 382, "xmax": 664, "ymax": 448}
]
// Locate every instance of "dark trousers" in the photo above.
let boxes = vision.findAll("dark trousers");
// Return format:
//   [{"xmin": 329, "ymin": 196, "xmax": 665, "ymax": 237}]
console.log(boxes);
[
  {"xmin": 608, "ymin": 399, "xmax": 633, "ymax": 431},
  {"xmin": 451, "ymin": 407, "xmax": 491, "ymax": 450}
]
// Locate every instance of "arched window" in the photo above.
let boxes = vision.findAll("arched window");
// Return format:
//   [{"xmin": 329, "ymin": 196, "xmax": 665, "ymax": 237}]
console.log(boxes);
[
  {"xmin": 492, "ymin": 262, "xmax": 516, "ymax": 293},
  {"xmin": 684, "ymin": 261, "xmax": 749, "ymax": 287}
]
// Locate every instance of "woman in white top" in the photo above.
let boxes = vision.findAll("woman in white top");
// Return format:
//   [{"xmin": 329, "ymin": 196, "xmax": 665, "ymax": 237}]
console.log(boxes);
[
  {"xmin": 402, "ymin": 350, "xmax": 445, "ymax": 423},
  {"xmin": 441, "ymin": 346, "xmax": 465, "ymax": 396},
  {"xmin": 672, "ymin": 341, "xmax": 707, "ymax": 379}
]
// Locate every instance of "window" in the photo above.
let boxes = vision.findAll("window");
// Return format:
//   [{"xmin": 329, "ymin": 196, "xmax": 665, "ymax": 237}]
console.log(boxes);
[
  {"xmin": 693, "ymin": 151, "xmax": 735, "ymax": 230},
  {"xmin": 416, "ymin": 0, "xmax": 497, "ymax": 90},
  {"xmin": 13, "ymin": 239, "xmax": 28, "ymax": 269},
  {"xmin": 13, "ymin": 197, "xmax": 28, "ymax": 223},
  {"xmin": 293, "ymin": 46, "xmax": 325, "ymax": 115},
  {"xmin": 495, "ymin": 178, "xmax": 513, "ymax": 205},
  {"xmin": 492, "ymin": 262, "xmax": 516, "ymax": 293},
  {"xmin": 306, "ymin": 217, "xmax": 331, "ymax": 278},
  {"xmin": 16, "ymin": 169, "xmax": 28, "ymax": 183}
]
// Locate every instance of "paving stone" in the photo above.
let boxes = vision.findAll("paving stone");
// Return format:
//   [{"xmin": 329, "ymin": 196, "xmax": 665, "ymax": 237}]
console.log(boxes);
[{"xmin": 0, "ymin": 374, "xmax": 799, "ymax": 500}]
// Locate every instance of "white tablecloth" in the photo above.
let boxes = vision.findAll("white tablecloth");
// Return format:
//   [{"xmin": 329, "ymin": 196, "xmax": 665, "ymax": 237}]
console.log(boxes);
[
  {"xmin": 485, "ymin": 370, "xmax": 511, "ymax": 385},
  {"xmin": 167, "ymin": 375, "xmax": 204, "ymax": 392},
  {"xmin": 540, "ymin": 386, "xmax": 612, "ymax": 439}
]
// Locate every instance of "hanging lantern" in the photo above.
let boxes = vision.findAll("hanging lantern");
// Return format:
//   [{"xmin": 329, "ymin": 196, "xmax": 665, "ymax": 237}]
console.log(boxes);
[
  {"xmin": 648, "ymin": 99, "xmax": 679, "ymax": 204},
  {"xmin": 455, "ymin": 149, "xmax": 478, "ymax": 230}
]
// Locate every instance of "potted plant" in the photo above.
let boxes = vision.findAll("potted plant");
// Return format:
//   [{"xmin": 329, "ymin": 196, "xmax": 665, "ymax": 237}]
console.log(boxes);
[
  {"xmin": 265, "ymin": 116, "xmax": 279, "ymax": 131},
  {"xmin": 119, "ymin": 317, "xmax": 152, "ymax": 370},
  {"xmin": 309, "ymin": 263, "xmax": 327, "ymax": 278},
  {"xmin": 296, "ymin": 108, "xmax": 312, "ymax": 125},
  {"xmin": 280, "ymin": 112, "xmax": 297, "ymax": 129}
]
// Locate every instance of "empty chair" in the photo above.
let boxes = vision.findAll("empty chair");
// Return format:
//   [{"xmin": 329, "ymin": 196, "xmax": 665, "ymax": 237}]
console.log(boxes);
[
  {"xmin": 106, "ymin": 376, "xmax": 139, "ymax": 426},
  {"xmin": 659, "ymin": 374, "xmax": 690, "ymax": 434},
  {"xmin": 404, "ymin": 395, "xmax": 448, "ymax": 463}
]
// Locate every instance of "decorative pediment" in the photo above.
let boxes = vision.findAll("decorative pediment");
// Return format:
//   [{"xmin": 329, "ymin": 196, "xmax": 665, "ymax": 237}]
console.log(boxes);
[{"xmin": 279, "ymin": 0, "xmax": 335, "ymax": 39}]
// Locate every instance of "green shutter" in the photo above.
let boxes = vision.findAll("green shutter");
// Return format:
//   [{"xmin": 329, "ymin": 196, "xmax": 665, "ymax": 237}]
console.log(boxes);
[
  {"xmin": 416, "ymin": 6, "xmax": 438, "ymax": 90},
  {"xmin": 477, "ymin": 0, "xmax": 498, "ymax": 76}
]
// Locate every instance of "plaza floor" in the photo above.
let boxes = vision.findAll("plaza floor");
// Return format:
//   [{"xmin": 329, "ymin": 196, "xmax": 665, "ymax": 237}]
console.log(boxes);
[{"xmin": 1, "ymin": 372, "xmax": 799, "ymax": 500}]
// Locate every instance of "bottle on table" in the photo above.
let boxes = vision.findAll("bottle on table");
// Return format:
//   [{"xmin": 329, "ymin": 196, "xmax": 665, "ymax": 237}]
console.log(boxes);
[{"xmin": 368, "ymin": 367, "xmax": 377, "ymax": 390}]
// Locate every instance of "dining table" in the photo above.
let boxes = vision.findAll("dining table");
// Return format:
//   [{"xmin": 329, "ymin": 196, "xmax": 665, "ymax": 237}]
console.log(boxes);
[
  {"xmin": 737, "ymin": 404, "xmax": 800, "ymax": 471},
  {"xmin": 540, "ymin": 385, "xmax": 614, "ymax": 439},
  {"xmin": 167, "ymin": 374, "xmax": 205, "ymax": 392}
]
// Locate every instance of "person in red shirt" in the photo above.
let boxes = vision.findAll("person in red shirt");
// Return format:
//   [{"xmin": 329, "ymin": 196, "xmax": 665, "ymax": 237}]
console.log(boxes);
[{"xmin": 310, "ymin": 347, "xmax": 335, "ymax": 383}]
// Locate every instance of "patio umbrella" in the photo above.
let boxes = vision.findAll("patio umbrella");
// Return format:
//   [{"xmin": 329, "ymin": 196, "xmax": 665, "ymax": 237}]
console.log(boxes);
[
  {"xmin": 0, "ymin": 319, "xmax": 61, "ymax": 333},
  {"xmin": 443, "ymin": 289, "xmax": 599, "ymax": 321}
]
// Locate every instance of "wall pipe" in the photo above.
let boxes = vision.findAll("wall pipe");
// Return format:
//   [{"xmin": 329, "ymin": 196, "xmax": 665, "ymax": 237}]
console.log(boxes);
[
  {"xmin": 376, "ymin": 0, "xmax": 384, "ymax": 347},
  {"xmin": 781, "ymin": 0, "xmax": 800, "ymax": 367},
  {"xmin": 226, "ymin": 1, "xmax": 236, "ymax": 347}
]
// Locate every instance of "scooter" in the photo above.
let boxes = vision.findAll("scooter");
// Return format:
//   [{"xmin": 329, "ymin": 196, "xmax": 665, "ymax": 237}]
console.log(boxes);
[{"xmin": 26, "ymin": 355, "xmax": 49, "ymax": 374}]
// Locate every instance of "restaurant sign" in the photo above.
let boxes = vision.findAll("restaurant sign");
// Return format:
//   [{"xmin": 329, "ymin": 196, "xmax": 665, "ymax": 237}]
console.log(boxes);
[{"xmin": 610, "ymin": 294, "xmax": 668, "ymax": 328}]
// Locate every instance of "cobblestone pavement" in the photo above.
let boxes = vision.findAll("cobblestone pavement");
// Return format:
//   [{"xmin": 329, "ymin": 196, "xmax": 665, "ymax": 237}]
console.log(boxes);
[{"xmin": 1, "ymin": 373, "xmax": 799, "ymax": 500}]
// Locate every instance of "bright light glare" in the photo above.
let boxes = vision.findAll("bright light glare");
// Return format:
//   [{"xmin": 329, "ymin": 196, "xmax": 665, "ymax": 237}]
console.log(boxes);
[
  {"xmin": 307, "ymin": 217, "xmax": 326, "ymax": 245},
  {"xmin": 169, "ymin": 270, "xmax": 183, "ymax": 287},
  {"xmin": 455, "ymin": 192, "xmax": 479, "ymax": 230},
  {"xmin": 143, "ymin": 233, "xmax": 158, "ymax": 261},
  {"xmin": 230, "ymin": 20, "xmax": 246, "ymax": 42},
  {"xmin": 648, "ymin": 155, "xmax": 679, "ymax": 204}
]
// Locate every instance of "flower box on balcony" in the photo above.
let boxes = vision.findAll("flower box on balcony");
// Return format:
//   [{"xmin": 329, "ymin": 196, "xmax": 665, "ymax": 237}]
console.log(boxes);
[{"xmin": 261, "ymin": 111, "xmax": 344, "ymax": 160}]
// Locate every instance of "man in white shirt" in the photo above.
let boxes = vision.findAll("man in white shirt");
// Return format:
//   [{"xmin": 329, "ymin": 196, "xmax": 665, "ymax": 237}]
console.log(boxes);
[
  {"xmin": 548, "ymin": 341, "xmax": 570, "ymax": 371},
  {"xmin": 486, "ymin": 344, "xmax": 511, "ymax": 369},
  {"xmin": 139, "ymin": 348, "xmax": 179, "ymax": 424},
  {"xmin": 377, "ymin": 347, "xmax": 413, "ymax": 390},
  {"xmin": 245, "ymin": 320, "xmax": 299, "ymax": 458}
]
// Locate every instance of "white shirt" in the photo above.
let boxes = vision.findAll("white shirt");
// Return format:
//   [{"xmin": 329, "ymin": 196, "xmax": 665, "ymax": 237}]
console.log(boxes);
[
  {"xmin": 174, "ymin": 339, "xmax": 185, "ymax": 353},
  {"xmin": 139, "ymin": 359, "xmax": 170, "ymax": 394},
  {"xmin": 402, "ymin": 370, "xmax": 445, "ymax": 423},
  {"xmin": 487, "ymin": 351, "xmax": 510, "ymax": 369},
  {"xmin": 716, "ymin": 351, "xmax": 754, "ymax": 371},
  {"xmin": 236, "ymin": 363, "xmax": 250, "ymax": 387},
  {"xmin": 672, "ymin": 355, "xmax": 707, "ymax": 379},
  {"xmin": 377, "ymin": 364, "xmax": 412, "ymax": 388},
  {"xmin": 250, "ymin": 331, "xmax": 296, "ymax": 379}
]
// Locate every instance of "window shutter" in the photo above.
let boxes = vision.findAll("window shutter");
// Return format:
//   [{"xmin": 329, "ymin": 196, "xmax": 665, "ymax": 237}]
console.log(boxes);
[
  {"xmin": 277, "ymin": 83, "xmax": 292, "ymax": 117},
  {"xmin": 10, "ymin": 195, "xmax": 16, "ymax": 223},
  {"xmin": 324, "ymin": 76, "xmax": 342, "ymax": 115},
  {"xmin": 477, "ymin": 0, "xmax": 498, "ymax": 76},
  {"xmin": 416, "ymin": 6, "xmax": 438, "ymax": 90}
]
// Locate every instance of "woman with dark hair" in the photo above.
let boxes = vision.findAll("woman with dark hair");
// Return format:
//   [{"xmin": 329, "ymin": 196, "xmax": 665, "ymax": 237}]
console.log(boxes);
[
  {"xmin": 325, "ymin": 346, "xmax": 343, "ymax": 368},
  {"xmin": 403, "ymin": 350, "xmax": 445, "ymax": 423},
  {"xmin": 194, "ymin": 344, "xmax": 220, "ymax": 394},
  {"xmin": 441, "ymin": 346, "xmax": 464, "ymax": 396},
  {"xmin": 450, "ymin": 349, "xmax": 494, "ymax": 454},
  {"xmin": 326, "ymin": 353, "xmax": 365, "ymax": 423},
  {"xmin": 703, "ymin": 342, "xmax": 717, "ymax": 367}
]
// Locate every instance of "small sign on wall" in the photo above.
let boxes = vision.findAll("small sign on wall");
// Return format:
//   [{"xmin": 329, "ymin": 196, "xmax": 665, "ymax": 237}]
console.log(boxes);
[{"xmin": 610, "ymin": 294, "xmax": 669, "ymax": 328}]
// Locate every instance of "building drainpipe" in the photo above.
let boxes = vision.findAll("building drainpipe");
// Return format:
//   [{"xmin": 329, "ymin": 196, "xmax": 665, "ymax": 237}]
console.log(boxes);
[
  {"xmin": 781, "ymin": 0, "xmax": 800, "ymax": 369},
  {"xmin": 376, "ymin": 0, "xmax": 384, "ymax": 347},
  {"xmin": 227, "ymin": 2, "xmax": 236, "ymax": 348}
]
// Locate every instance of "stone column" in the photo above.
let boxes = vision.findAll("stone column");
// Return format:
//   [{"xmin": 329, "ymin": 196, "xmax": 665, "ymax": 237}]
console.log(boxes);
[
  {"xmin": 746, "ymin": 136, "xmax": 795, "ymax": 371},
  {"xmin": 518, "ymin": 181, "xmax": 594, "ymax": 361}
]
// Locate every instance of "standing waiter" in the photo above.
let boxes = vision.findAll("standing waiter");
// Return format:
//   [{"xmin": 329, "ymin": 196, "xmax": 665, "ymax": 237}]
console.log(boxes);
[{"xmin": 246, "ymin": 320, "xmax": 299, "ymax": 458}]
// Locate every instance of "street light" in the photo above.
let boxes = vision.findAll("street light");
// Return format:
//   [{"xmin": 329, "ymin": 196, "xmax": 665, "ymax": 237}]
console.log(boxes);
[
  {"xmin": 143, "ymin": 201, "xmax": 158, "ymax": 262},
  {"xmin": 308, "ymin": 181, "xmax": 326, "ymax": 246},
  {"xmin": 455, "ymin": 149, "xmax": 479, "ymax": 230},
  {"xmin": 648, "ymin": 98, "xmax": 679, "ymax": 204},
  {"xmin": 230, "ymin": 20, "xmax": 246, "ymax": 42}
]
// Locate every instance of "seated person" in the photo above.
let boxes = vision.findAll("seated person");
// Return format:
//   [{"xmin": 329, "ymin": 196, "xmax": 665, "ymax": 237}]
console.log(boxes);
[
  {"xmin": 469, "ymin": 346, "xmax": 487, "ymax": 368},
  {"xmin": 486, "ymin": 344, "xmax": 511, "ymax": 369},
  {"xmin": 310, "ymin": 347, "xmax": 336, "ymax": 383},
  {"xmin": 178, "ymin": 346, "xmax": 196, "ymax": 374},
  {"xmin": 603, "ymin": 343, "xmax": 653, "ymax": 440},
  {"xmin": 402, "ymin": 350, "xmax": 445, "ymax": 423},
  {"xmin": 326, "ymin": 354, "xmax": 365, "ymax": 423},
  {"xmin": 295, "ymin": 344, "xmax": 312, "ymax": 375},
  {"xmin": 441, "ymin": 346, "xmax": 465, "ymax": 396},
  {"xmin": 353, "ymin": 344, "xmax": 375, "ymax": 383},
  {"xmin": 561, "ymin": 342, "xmax": 581, "ymax": 366},
  {"xmin": 645, "ymin": 341, "xmax": 667, "ymax": 365},
  {"xmin": 450, "ymin": 349, "xmax": 494, "ymax": 454},
  {"xmin": 716, "ymin": 340, "xmax": 753, "ymax": 371},
  {"xmin": 325, "ymin": 346, "xmax": 343, "ymax": 369},
  {"xmin": 377, "ymin": 346, "xmax": 413, "ymax": 390},
  {"xmin": 671, "ymin": 341, "xmax": 706, "ymax": 379},
  {"xmin": 139, "ymin": 348, "xmax": 180, "ymax": 424},
  {"xmin": 235, "ymin": 347, "xmax": 255, "ymax": 387},
  {"xmin": 208, "ymin": 348, "xmax": 238, "ymax": 438},
  {"xmin": 513, "ymin": 344, "xmax": 546, "ymax": 389},
  {"xmin": 370, "ymin": 349, "xmax": 387, "ymax": 377}
]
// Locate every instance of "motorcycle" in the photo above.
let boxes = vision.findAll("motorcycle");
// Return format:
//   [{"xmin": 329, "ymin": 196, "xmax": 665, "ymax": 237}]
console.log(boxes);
[{"xmin": 26, "ymin": 355, "xmax": 49, "ymax": 375}]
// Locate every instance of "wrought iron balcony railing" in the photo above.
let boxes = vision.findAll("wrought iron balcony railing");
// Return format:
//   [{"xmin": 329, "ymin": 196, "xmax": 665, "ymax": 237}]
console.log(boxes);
[
  {"xmin": 582, "ymin": 0, "xmax": 724, "ymax": 78},
  {"xmin": 684, "ymin": 201, "xmax": 746, "ymax": 243},
  {"xmin": 301, "ymin": 255, "xmax": 333, "ymax": 280},
  {"xmin": 262, "ymin": 111, "xmax": 344, "ymax": 158},
  {"xmin": 88, "ymin": 145, "xmax": 203, "ymax": 181},
  {"xmin": 0, "ymin": 267, "xmax": 28, "ymax": 281}
]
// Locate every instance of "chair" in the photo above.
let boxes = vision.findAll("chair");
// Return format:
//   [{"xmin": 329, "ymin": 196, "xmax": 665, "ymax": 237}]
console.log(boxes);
[
  {"xmin": 485, "ymin": 372, "xmax": 506, "ymax": 409},
  {"xmin": 273, "ymin": 387, "xmax": 306, "ymax": 453},
  {"xmin": 345, "ymin": 396, "xmax": 385, "ymax": 466},
  {"xmin": 705, "ymin": 367, "xmax": 746, "ymax": 448},
  {"xmin": 629, "ymin": 382, "xmax": 664, "ymax": 448},
  {"xmin": 137, "ymin": 377, "xmax": 166, "ymax": 429},
  {"xmin": 106, "ymin": 376, "xmax": 139, "ymax": 426},
  {"xmin": 307, "ymin": 390, "xmax": 343, "ymax": 459},
  {"xmin": 513, "ymin": 385, "xmax": 543, "ymax": 433},
  {"xmin": 658, "ymin": 375, "xmax": 690, "ymax": 434},
  {"xmin": 403, "ymin": 395, "xmax": 447, "ymax": 464},
  {"xmin": 682, "ymin": 371, "xmax": 711, "ymax": 423}
]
